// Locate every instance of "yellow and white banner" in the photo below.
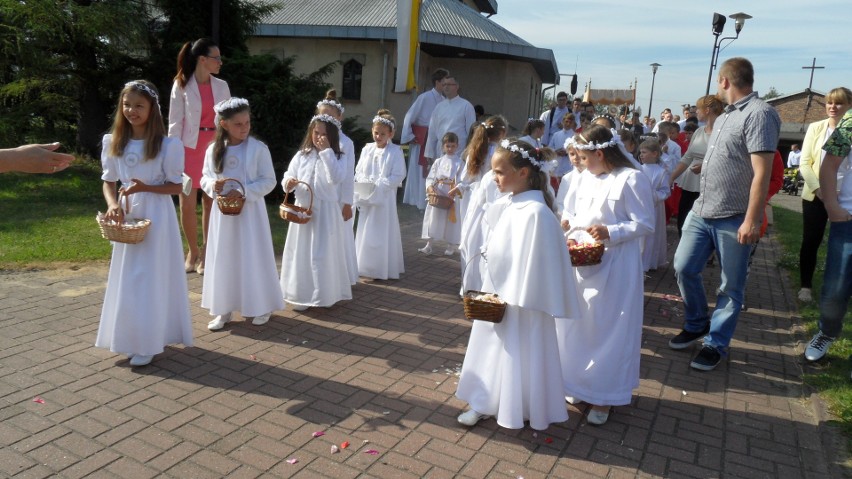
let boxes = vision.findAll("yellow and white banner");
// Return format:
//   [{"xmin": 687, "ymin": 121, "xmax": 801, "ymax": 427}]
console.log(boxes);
[{"xmin": 395, "ymin": 0, "xmax": 421, "ymax": 92}]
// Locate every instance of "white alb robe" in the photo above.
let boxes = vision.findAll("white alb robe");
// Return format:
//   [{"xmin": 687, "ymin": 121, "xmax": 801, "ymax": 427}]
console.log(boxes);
[
  {"xmin": 402, "ymin": 87, "xmax": 444, "ymax": 209},
  {"xmin": 339, "ymin": 132, "xmax": 358, "ymax": 285},
  {"xmin": 424, "ymin": 96, "xmax": 476, "ymax": 159},
  {"xmin": 640, "ymin": 163, "xmax": 670, "ymax": 271},
  {"xmin": 456, "ymin": 190, "xmax": 582, "ymax": 430},
  {"xmin": 280, "ymin": 148, "xmax": 352, "ymax": 307},
  {"xmin": 353, "ymin": 142, "xmax": 407, "ymax": 280},
  {"xmin": 97, "ymin": 136, "xmax": 193, "ymax": 356},
  {"xmin": 200, "ymin": 137, "xmax": 285, "ymax": 318},
  {"xmin": 557, "ymin": 167, "xmax": 654, "ymax": 406},
  {"xmin": 421, "ymin": 153, "xmax": 462, "ymax": 244}
]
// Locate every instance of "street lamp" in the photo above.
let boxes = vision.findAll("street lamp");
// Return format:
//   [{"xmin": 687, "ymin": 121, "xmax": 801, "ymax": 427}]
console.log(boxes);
[
  {"xmin": 705, "ymin": 12, "xmax": 752, "ymax": 95},
  {"xmin": 648, "ymin": 63, "xmax": 661, "ymax": 119}
]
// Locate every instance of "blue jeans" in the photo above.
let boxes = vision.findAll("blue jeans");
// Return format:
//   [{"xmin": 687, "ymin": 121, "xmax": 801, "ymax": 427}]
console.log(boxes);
[
  {"xmin": 673, "ymin": 212, "xmax": 753, "ymax": 352},
  {"xmin": 819, "ymin": 220, "xmax": 852, "ymax": 337}
]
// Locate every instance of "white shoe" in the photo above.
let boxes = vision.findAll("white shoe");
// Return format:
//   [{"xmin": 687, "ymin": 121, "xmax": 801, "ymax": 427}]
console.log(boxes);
[
  {"xmin": 565, "ymin": 396, "xmax": 581, "ymax": 405},
  {"xmin": 208, "ymin": 313, "xmax": 232, "ymax": 331},
  {"xmin": 444, "ymin": 248, "xmax": 455, "ymax": 256},
  {"xmin": 129, "ymin": 355, "xmax": 154, "ymax": 366},
  {"xmin": 587, "ymin": 407, "xmax": 611, "ymax": 425},
  {"xmin": 252, "ymin": 313, "xmax": 271, "ymax": 326},
  {"xmin": 457, "ymin": 409, "xmax": 489, "ymax": 426},
  {"xmin": 418, "ymin": 245, "xmax": 433, "ymax": 255},
  {"xmin": 289, "ymin": 303, "xmax": 309, "ymax": 311},
  {"xmin": 797, "ymin": 288, "xmax": 813, "ymax": 302}
]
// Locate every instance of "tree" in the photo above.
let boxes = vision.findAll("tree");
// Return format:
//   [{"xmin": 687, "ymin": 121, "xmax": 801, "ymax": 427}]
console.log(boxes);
[{"xmin": 761, "ymin": 87, "xmax": 783, "ymax": 100}]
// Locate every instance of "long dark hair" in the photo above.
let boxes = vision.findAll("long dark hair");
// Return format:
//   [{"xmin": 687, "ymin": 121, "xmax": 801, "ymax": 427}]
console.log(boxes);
[
  {"xmin": 211, "ymin": 98, "xmax": 251, "ymax": 174},
  {"xmin": 108, "ymin": 80, "xmax": 165, "ymax": 161},
  {"xmin": 497, "ymin": 139, "xmax": 556, "ymax": 211},
  {"xmin": 574, "ymin": 125, "xmax": 637, "ymax": 171},
  {"xmin": 464, "ymin": 114, "xmax": 507, "ymax": 177},
  {"xmin": 300, "ymin": 117, "xmax": 341, "ymax": 158},
  {"xmin": 174, "ymin": 38, "xmax": 218, "ymax": 89}
]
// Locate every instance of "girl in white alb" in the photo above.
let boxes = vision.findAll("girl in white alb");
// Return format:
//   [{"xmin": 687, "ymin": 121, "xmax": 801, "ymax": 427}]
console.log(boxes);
[
  {"xmin": 97, "ymin": 80, "xmax": 193, "ymax": 367},
  {"xmin": 353, "ymin": 110, "xmax": 407, "ymax": 280},
  {"xmin": 558, "ymin": 126, "xmax": 654, "ymax": 426},
  {"xmin": 279, "ymin": 114, "xmax": 352, "ymax": 310},
  {"xmin": 455, "ymin": 140, "xmax": 582, "ymax": 430},
  {"xmin": 420, "ymin": 132, "xmax": 462, "ymax": 255},
  {"xmin": 638, "ymin": 138, "xmax": 671, "ymax": 272},
  {"xmin": 201, "ymin": 98, "xmax": 285, "ymax": 331}
]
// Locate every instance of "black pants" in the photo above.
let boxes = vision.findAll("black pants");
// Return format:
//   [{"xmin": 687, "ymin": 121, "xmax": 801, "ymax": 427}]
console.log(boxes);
[
  {"xmin": 799, "ymin": 196, "xmax": 828, "ymax": 288},
  {"xmin": 677, "ymin": 190, "xmax": 701, "ymax": 238}
]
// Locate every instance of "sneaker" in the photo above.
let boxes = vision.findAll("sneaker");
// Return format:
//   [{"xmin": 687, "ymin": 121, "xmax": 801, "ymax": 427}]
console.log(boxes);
[
  {"xmin": 251, "ymin": 313, "xmax": 271, "ymax": 326},
  {"xmin": 457, "ymin": 409, "xmax": 490, "ymax": 426},
  {"xmin": 669, "ymin": 325, "xmax": 710, "ymax": 350},
  {"xmin": 208, "ymin": 313, "xmax": 232, "ymax": 331},
  {"xmin": 418, "ymin": 245, "xmax": 433, "ymax": 255},
  {"xmin": 129, "ymin": 355, "xmax": 154, "ymax": 366},
  {"xmin": 797, "ymin": 288, "xmax": 813, "ymax": 302},
  {"xmin": 804, "ymin": 331, "xmax": 835, "ymax": 362},
  {"xmin": 690, "ymin": 345, "xmax": 722, "ymax": 371},
  {"xmin": 586, "ymin": 407, "xmax": 611, "ymax": 425}
]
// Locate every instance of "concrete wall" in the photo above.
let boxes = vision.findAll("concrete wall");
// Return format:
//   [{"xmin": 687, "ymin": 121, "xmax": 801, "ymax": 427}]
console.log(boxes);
[{"xmin": 247, "ymin": 37, "xmax": 543, "ymax": 139}]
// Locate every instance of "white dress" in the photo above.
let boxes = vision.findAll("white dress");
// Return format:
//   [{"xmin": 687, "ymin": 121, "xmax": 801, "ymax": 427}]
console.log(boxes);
[
  {"xmin": 200, "ymin": 137, "xmax": 285, "ymax": 317},
  {"xmin": 339, "ymin": 133, "xmax": 358, "ymax": 285},
  {"xmin": 96, "ymin": 136, "xmax": 193, "ymax": 356},
  {"xmin": 640, "ymin": 163, "xmax": 670, "ymax": 271},
  {"xmin": 457, "ymin": 143, "xmax": 497, "ymax": 228},
  {"xmin": 459, "ymin": 170, "xmax": 506, "ymax": 293},
  {"xmin": 280, "ymin": 147, "xmax": 352, "ymax": 307},
  {"xmin": 354, "ymin": 142, "xmax": 407, "ymax": 279},
  {"xmin": 456, "ymin": 190, "xmax": 582, "ymax": 430},
  {"xmin": 557, "ymin": 167, "xmax": 654, "ymax": 406},
  {"xmin": 421, "ymin": 153, "xmax": 462, "ymax": 244}
]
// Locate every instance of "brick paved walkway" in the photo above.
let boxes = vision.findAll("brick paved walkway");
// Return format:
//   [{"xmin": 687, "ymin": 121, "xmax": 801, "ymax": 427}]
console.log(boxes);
[{"xmin": 0, "ymin": 204, "xmax": 845, "ymax": 478}]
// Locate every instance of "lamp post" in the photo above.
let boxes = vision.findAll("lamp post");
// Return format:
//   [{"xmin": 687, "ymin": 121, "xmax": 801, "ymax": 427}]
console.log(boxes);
[
  {"xmin": 648, "ymin": 63, "xmax": 661, "ymax": 120},
  {"xmin": 705, "ymin": 12, "xmax": 752, "ymax": 95}
]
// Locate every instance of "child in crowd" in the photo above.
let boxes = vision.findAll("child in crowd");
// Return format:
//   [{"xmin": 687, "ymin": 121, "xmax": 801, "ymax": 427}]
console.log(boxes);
[
  {"xmin": 456, "ymin": 140, "xmax": 582, "ymax": 430},
  {"xmin": 280, "ymin": 114, "xmax": 352, "ymax": 310},
  {"xmin": 638, "ymin": 138, "xmax": 670, "ymax": 272},
  {"xmin": 353, "ymin": 110, "xmax": 407, "ymax": 281},
  {"xmin": 618, "ymin": 129, "xmax": 640, "ymax": 164},
  {"xmin": 316, "ymin": 90, "xmax": 358, "ymax": 286},
  {"xmin": 555, "ymin": 141, "xmax": 584, "ymax": 219},
  {"xmin": 518, "ymin": 118, "xmax": 545, "ymax": 148},
  {"xmin": 549, "ymin": 114, "xmax": 578, "ymax": 179},
  {"xmin": 558, "ymin": 125, "xmax": 654, "ymax": 425},
  {"xmin": 97, "ymin": 80, "xmax": 193, "ymax": 367},
  {"xmin": 657, "ymin": 121, "xmax": 682, "ymax": 224},
  {"xmin": 455, "ymin": 115, "xmax": 508, "ymax": 289},
  {"xmin": 421, "ymin": 132, "xmax": 462, "ymax": 255},
  {"xmin": 201, "ymin": 98, "xmax": 284, "ymax": 331}
]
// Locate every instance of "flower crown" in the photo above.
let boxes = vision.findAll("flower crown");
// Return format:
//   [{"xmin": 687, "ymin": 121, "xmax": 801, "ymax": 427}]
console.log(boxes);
[
  {"xmin": 317, "ymin": 99, "xmax": 344, "ymax": 114},
  {"xmin": 567, "ymin": 129, "xmax": 622, "ymax": 151},
  {"xmin": 480, "ymin": 122, "xmax": 504, "ymax": 129},
  {"xmin": 372, "ymin": 115, "xmax": 395, "ymax": 130},
  {"xmin": 499, "ymin": 139, "xmax": 558, "ymax": 174},
  {"xmin": 311, "ymin": 113, "xmax": 342, "ymax": 130},
  {"xmin": 125, "ymin": 81, "xmax": 159, "ymax": 102},
  {"xmin": 214, "ymin": 97, "xmax": 250, "ymax": 114}
]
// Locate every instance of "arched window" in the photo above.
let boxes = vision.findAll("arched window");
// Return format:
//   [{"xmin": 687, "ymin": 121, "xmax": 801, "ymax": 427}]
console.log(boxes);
[{"xmin": 342, "ymin": 58, "xmax": 362, "ymax": 101}]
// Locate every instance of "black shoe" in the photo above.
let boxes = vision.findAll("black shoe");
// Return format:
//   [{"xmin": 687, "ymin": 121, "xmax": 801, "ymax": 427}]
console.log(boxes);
[
  {"xmin": 669, "ymin": 325, "xmax": 710, "ymax": 350},
  {"xmin": 690, "ymin": 345, "xmax": 722, "ymax": 371}
]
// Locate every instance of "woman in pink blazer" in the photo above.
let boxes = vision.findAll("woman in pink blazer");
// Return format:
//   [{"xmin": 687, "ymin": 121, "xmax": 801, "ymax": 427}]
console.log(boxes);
[{"xmin": 169, "ymin": 38, "xmax": 231, "ymax": 274}]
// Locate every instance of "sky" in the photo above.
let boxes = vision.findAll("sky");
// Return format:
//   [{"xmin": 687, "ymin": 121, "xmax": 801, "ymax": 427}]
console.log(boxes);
[{"xmin": 488, "ymin": 0, "xmax": 852, "ymax": 116}]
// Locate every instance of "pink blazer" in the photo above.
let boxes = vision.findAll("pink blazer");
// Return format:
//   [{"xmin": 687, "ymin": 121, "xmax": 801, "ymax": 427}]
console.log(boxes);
[{"xmin": 168, "ymin": 75, "xmax": 230, "ymax": 149}]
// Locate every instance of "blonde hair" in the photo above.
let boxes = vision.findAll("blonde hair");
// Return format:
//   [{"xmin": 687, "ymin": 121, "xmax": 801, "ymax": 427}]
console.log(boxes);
[{"xmin": 108, "ymin": 80, "xmax": 165, "ymax": 161}]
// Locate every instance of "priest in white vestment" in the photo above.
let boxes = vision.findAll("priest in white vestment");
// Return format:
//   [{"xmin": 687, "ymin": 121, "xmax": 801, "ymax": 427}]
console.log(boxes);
[{"xmin": 423, "ymin": 77, "xmax": 476, "ymax": 166}]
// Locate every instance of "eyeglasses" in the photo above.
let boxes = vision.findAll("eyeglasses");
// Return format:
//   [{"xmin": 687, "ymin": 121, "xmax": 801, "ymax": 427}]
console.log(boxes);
[{"xmin": 204, "ymin": 55, "xmax": 223, "ymax": 62}]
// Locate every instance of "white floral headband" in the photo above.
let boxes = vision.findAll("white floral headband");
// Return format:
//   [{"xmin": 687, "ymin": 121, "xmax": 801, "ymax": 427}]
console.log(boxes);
[
  {"xmin": 372, "ymin": 116, "xmax": 395, "ymax": 130},
  {"xmin": 214, "ymin": 97, "xmax": 250, "ymax": 114},
  {"xmin": 499, "ymin": 139, "xmax": 558, "ymax": 174},
  {"xmin": 311, "ymin": 113, "xmax": 342, "ymax": 130},
  {"xmin": 125, "ymin": 81, "xmax": 159, "ymax": 104},
  {"xmin": 568, "ymin": 129, "xmax": 621, "ymax": 151},
  {"xmin": 317, "ymin": 99, "xmax": 344, "ymax": 114}
]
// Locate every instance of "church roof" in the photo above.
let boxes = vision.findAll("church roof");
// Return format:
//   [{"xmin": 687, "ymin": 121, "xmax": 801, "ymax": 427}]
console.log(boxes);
[{"xmin": 254, "ymin": 0, "xmax": 558, "ymax": 82}]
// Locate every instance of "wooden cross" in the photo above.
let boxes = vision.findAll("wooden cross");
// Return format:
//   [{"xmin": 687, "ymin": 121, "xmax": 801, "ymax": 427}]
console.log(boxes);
[{"xmin": 802, "ymin": 57, "xmax": 824, "ymax": 91}]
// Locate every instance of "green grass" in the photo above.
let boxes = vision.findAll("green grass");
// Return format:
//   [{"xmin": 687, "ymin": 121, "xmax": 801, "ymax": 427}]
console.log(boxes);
[
  {"xmin": 0, "ymin": 159, "xmax": 290, "ymax": 267},
  {"xmin": 771, "ymin": 206, "xmax": 852, "ymax": 442}
]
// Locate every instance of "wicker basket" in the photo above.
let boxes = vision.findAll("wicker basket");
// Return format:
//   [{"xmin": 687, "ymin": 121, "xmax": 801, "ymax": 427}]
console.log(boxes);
[
  {"xmin": 463, "ymin": 290, "xmax": 506, "ymax": 323},
  {"xmin": 96, "ymin": 193, "xmax": 151, "ymax": 244},
  {"xmin": 279, "ymin": 180, "xmax": 313, "ymax": 224},
  {"xmin": 216, "ymin": 178, "xmax": 246, "ymax": 216},
  {"xmin": 426, "ymin": 179, "xmax": 455, "ymax": 209},
  {"xmin": 569, "ymin": 242, "xmax": 605, "ymax": 266}
]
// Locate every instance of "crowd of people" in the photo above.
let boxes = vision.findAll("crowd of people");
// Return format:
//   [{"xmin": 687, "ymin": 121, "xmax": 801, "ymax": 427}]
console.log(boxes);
[{"xmin": 7, "ymin": 41, "xmax": 851, "ymax": 432}]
